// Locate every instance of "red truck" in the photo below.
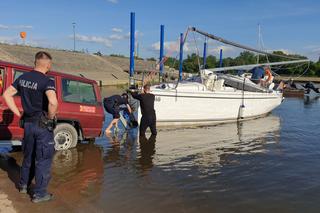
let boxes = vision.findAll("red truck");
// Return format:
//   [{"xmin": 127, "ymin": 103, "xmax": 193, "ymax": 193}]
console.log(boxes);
[{"xmin": 0, "ymin": 60, "xmax": 104, "ymax": 150}]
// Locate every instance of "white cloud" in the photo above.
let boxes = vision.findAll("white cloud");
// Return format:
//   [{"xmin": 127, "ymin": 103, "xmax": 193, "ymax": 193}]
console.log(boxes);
[
  {"xmin": 152, "ymin": 41, "xmax": 182, "ymax": 53},
  {"xmin": 304, "ymin": 45, "xmax": 320, "ymax": 53},
  {"xmin": 151, "ymin": 39, "xmax": 242, "ymax": 59},
  {"xmin": 0, "ymin": 36, "xmax": 18, "ymax": 44},
  {"xmin": 109, "ymin": 34, "xmax": 127, "ymax": 40},
  {"xmin": 208, "ymin": 45, "xmax": 240, "ymax": 56},
  {"xmin": 0, "ymin": 24, "xmax": 33, "ymax": 30},
  {"xmin": 0, "ymin": 24, "xmax": 9, "ymax": 29},
  {"xmin": 72, "ymin": 34, "xmax": 112, "ymax": 47},
  {"xmin": 0, "ymin": 36, "xmax": 40, "ymax": 46},
  {"xmin": 301, "ymin": 45, "xmax": 320, "ymax": 61},
  {"xmin": 112, "ymin": 28, "xmax": 123, "ymax": 33},
  {"xmin": 109, "ymin": 30, "xmax": 143, "ymax": 41},
  {"xmin": 13, "ymin": 25, "xmax": 33, "ymax": 29},
  {"xmin": 126, "ymin": 30, "xmax": 143, "ymax": 38},
  {"xmin": 107, "ymin": 0, "xmax": 118, "ymax": 3}
]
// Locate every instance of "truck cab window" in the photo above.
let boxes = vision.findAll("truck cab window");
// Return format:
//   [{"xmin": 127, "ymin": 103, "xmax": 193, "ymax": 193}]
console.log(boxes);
[
  {"xmin": 13, "ymin": 70, "xmax": 27, "ymax": 96},
  {"xmin": 62, "ymin": 79, "xmax": 97, "ymax": 105},
  {"xmin": 13, "ymin": 70, "xmax": 25, "ymax": 81}
]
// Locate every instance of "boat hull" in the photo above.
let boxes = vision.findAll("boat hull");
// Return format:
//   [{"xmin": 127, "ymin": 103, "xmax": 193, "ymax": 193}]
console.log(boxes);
[{"xmin": 138, "ymin": 87, "xmax": 283, "ymax": 127}]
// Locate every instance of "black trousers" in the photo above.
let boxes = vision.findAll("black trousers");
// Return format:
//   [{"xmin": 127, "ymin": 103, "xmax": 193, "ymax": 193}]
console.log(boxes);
[{"xmin": 139, "ymin": 115, "xmax": 157, "ymax": 137}]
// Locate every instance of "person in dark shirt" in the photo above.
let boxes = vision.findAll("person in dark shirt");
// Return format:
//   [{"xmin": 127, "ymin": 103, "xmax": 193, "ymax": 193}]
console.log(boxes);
[
  {"xmin": 103, "ymin": 93, "xmax": 132, "ymax": 135},
  {"xmin": 3, "ymin": 51, "xmax": 58, "ymax": 203},
  {"xmin": 131, "ymin": 84, "xmax": 157, "ymax": 137},
  {"xmin": 250, "ymin": 66, "xmax": 273, "ymax": 86},
  {"xmin": 250, "ymin": 66, "xmax": 264, "ymax": 84}
]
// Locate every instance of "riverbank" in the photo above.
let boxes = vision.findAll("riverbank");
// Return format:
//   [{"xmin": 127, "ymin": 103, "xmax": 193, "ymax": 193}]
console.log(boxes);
[{"xmin": 274, "ymin": 76, "xmax": 320, "ymax": 83}]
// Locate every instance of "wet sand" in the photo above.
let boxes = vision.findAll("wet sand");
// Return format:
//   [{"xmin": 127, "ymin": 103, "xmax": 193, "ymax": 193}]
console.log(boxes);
[
  {"xmin": 0, "ymin": 191, "xmax": 16, "ymax": 213},
  {"xmin": 0, "ymin": 146, "xmax": 105, "ymax": 213}
]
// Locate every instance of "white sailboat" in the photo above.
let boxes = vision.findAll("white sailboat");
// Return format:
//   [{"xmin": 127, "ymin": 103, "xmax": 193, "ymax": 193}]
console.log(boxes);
[{"xmin": 137, "ymin": 27, "xmax": 310, "ymax": 127}]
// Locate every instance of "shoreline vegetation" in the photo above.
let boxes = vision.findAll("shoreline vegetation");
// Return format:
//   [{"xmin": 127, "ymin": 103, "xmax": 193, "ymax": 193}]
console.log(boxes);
[{"xmin": 164, "ymin": 51, "xmax": 320, "ymax": 77}]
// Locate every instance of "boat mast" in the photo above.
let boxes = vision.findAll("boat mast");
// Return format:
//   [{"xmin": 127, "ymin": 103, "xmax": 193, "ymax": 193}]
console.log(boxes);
[
  {"xmin": 179, "ymin": 33, "xmax": 184, "ymax": 81},
  {"xmin": 208, "ymin": 59, "xmax": 310, "ymax": 72},
  {"xmin": 203, "ymin": 37, "xmax": 207, "ymax": 68},
  {"xmin": 189, "ymin": 27, "xmax": 301, "ymax": 60},
  {"xmin": 257, "ymin": 23, "xmax": 261, "ymax": 64}
]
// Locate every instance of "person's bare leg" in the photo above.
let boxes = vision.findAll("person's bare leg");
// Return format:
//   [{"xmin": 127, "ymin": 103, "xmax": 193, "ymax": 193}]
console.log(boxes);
[{"xmin": 105, "ymin": 119, "xmax": 119, "ymax": 135}]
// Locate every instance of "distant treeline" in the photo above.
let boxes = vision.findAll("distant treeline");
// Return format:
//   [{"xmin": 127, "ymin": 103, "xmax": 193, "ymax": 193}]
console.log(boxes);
[{"xmin": 164, "ymin": 51, "xmax": 320, "ymax": 77}]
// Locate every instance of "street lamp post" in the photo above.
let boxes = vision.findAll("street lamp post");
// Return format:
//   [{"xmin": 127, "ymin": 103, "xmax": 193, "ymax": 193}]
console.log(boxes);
[{"xmin": 72, "ymin": 22, "xmax": 76, "ymax": 52}]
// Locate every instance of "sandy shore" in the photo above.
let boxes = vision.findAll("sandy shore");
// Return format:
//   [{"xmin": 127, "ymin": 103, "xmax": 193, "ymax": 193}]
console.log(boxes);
[{"xmin": 0, "ymin": 192, "xmax": 16, "ymax": 213}]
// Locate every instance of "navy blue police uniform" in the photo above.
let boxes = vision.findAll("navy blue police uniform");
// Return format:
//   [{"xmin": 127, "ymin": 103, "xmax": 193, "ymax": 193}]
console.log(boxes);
[
  {"xmin": 131, "ymin": 92, "xmax": 157, "ymax": 137},
  {"xmin": 103, "ymin": 95, "xmax": 128, "ymax": 119},
  {"xmin": 12, "ymin": 70, "xmax": 56, "ymax": 198}
]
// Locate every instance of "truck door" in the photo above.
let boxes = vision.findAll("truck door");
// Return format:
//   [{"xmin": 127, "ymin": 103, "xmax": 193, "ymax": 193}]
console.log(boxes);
[
  {"xmin": 0, "ymin": 69, "xmax": 25, "ymax": 140},
  {"xmin": 0, "ymin": 66, "xmax": 15, "ymax": 140}
]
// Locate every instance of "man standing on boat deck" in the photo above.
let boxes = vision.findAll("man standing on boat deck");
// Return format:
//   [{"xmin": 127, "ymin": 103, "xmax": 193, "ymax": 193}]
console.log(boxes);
[
  {"xmin": 3, "ymin": 51, "xmax": 58, "ymax": 203},
  {"xmin": 130, "ymin": 84, "xmax": 157, "ymax": 137}
]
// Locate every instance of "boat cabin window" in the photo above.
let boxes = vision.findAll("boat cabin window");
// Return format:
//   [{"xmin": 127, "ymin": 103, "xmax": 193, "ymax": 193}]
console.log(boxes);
[
  {"xmin": 0, "ymin": 67, "xmax": 4, "ymax": 95},
  {"xmin": 62, "ymin": 78, "xmax": 97, "ymax": 105}
]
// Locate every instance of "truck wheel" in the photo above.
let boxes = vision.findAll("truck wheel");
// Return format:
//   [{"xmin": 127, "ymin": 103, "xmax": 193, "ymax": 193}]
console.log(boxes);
[{"xmin": 54, "ymin": 123, "xmax": 78, "ymax": 150}]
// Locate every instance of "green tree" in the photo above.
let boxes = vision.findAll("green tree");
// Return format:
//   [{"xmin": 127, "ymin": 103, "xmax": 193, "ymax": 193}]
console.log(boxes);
[{"xmin": 205, "ymin": 55, "xmax": 217, "ymax": 68}]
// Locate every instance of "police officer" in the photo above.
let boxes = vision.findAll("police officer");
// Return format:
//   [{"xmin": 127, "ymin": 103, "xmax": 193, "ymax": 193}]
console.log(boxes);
[
  {"xmin": 3, "ymin": 51, "xmax": 58, "ymax": 203},
  {"xmin": 130, "ymin": 84, "xmax": 157, "ymax": 137}
]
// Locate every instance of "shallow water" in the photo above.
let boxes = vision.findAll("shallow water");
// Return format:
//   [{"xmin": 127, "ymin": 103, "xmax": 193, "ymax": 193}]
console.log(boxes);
[{"xmin": 1, "ymin": 96, "xmax": 320, "ymax": 212}]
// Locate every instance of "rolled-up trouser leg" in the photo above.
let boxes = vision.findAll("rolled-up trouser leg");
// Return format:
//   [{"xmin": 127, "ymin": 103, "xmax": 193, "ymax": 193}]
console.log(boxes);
[
  {"xmin": 33, "ymin": 126, "xmax": 55, "ymax": 197},
  {"xmin": 20, "ymin": 122, "xmax": 36, "ymax": 188}
]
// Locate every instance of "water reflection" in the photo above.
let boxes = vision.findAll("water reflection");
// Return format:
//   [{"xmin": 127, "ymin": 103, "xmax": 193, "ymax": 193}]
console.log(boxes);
[
  {"xmin": 137, "ymin": 135, "xmax": 156, "ymax": 173},
  {"xmin": 102, "ymin": 129, "xmax": 139, "ymax": 167},
  {"xmin": 152, "ymin": 115, "xmax": 281, "ymax": 173},
  {"xmin": 99, "ymin": 114, "xmax": 281, "ymax": 177},
  {"xmin": 51, "ymin": 143, "xmax": 104, "ymax": 204},
  {"xmin": 304, "ymin": 96, "xmax": 320, "ymax": 105}
]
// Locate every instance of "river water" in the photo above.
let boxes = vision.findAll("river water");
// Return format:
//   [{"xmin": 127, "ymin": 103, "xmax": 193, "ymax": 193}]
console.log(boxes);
[{"xmin": 1, "ymin": 96, "xmax": 320, "ymax": 212}]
